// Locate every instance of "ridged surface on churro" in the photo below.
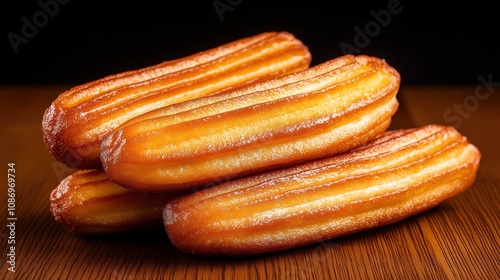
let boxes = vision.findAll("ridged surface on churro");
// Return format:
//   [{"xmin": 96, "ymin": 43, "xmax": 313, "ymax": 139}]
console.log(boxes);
[
  {"xmin": 50, "ymin": 169, "xmax": 183, "ymax": 235},
  {"xmin": 101, "ymin": 55, "xmax": 400, "ymax": 192},
  {"xmin": 42, "ymin": 31, "xmax": 311, "ymax": 169},
  {"xmin": 163, "ymin": 125, "xmax": 481, "ymax": 256}
]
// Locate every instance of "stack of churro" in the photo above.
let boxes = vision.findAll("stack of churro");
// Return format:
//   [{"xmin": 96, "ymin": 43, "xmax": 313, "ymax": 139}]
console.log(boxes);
[{"xmin": 43, "ymin": 31, "xmax": 480, "ymax": 256}]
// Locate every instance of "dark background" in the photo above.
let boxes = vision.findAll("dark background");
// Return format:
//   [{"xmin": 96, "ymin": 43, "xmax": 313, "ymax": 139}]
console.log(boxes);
[{"xmin": 2, "ymin": 0, "xmax": 499, "ymax": 86}]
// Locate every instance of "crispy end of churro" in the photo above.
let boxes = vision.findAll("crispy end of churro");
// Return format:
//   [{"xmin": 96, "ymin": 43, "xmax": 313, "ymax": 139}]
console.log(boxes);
[{"xmin": 50, "ymin": 169, "xmax": 184, "ymax": 235}]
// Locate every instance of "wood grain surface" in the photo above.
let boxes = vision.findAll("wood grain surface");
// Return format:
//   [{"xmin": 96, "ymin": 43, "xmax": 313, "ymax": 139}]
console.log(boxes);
[{"xmin": 0, "ymin": 85, "xmax": 499, "ymax": 279}]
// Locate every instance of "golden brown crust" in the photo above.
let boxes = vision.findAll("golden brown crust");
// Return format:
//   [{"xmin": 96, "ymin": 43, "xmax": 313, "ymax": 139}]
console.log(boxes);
[
  {"xmin": 116, "ymin": 53, "xmax": 360, "ymax": 129},
  {"xmin": 50, "ymin": 169, "xmax": 185, "ymax": 235},
  {"xmin": 163, "ymin": 125, "xmax": 481, "ymax": 256},
  {"xmin": 42, "ymin": 31, "xmax": 311, "ymax": 169},
  {"xmin": 101, "ymin": 55, "xmax": 400, "ymax": 192}
]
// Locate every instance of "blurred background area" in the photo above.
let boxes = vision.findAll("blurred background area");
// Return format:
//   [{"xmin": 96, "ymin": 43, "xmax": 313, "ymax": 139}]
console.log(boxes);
[{"xmin": 1, "ymin": 0, "xmax": 498, "ymax": 86}]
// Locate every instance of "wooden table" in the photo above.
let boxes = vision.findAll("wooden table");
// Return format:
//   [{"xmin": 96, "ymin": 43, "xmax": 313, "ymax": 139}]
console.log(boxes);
[{"xmin": 1, "ymin": 85, "xmax": 499, "ymax": 279}]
